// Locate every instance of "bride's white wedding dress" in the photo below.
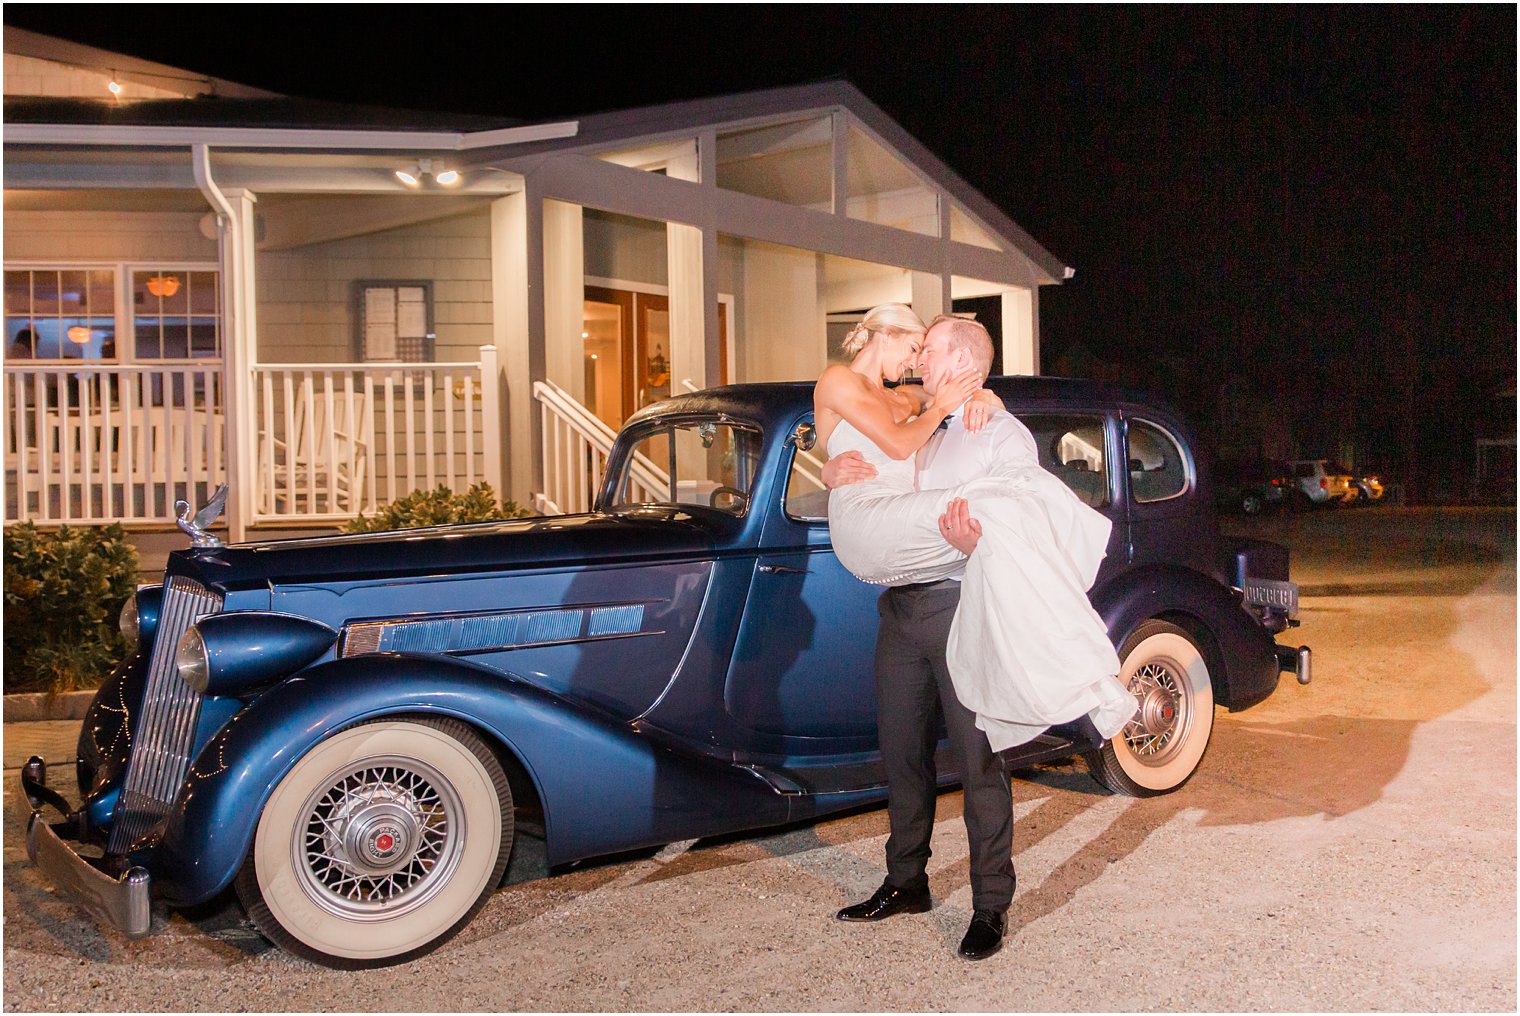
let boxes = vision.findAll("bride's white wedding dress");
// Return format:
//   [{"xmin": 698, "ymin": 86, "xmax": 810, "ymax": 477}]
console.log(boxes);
[{"xmin": 827, "ymin": 417, "xmax": 1137, "ymax": 751}]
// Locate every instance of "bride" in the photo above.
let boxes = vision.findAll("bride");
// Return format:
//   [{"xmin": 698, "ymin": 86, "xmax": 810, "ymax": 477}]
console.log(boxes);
[{"xmin": 814, "ymin": 304, "xmax": 1135, "ymax": 751}]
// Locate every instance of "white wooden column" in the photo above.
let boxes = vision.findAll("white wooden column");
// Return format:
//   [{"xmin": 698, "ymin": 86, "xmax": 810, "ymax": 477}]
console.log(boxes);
[
  {"xmin": 665, "ymin": 139, "xmax": 716, "ymax": 392},
  {"xmin": 667, "ymin": 222, "xmax": 706, "ymax": 392},
  {"xmin": 491, "ymin": 190, "xmax": 538, "ymax": 499},
  {"xmin": 542, "ymin": 199, "xmax": 585, "ymax": 403},
  {"xmin": 1001, "ymin": 285, "xmax": 1038, "ymax": 376},
  {"xmin": 219, "ymin": 187, "xmax": 259, "ymax": 541},
  {"xmin": 910, "ymin": 270, "xmax": 947, "ymax": 328}
]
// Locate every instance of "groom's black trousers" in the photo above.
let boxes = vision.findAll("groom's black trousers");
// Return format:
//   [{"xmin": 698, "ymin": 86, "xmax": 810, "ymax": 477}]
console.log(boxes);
[{"xmin": 875, "ymin": 580, "xmax": 1016, "ymax": 913}]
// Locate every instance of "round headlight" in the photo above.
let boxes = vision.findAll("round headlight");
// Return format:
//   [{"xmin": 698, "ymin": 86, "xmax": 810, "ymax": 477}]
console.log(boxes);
[
  {"xmin": 175, "ymin": 627, "xmax": 210, "ymax": 694},
  {"xmin": 119, "ymin": 594, "xmax": 139, "ymax": 651}
]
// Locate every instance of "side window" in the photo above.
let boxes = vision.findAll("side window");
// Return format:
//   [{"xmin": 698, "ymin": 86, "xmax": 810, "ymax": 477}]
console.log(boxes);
[
  {"xmin": 784, "ymin": 440, "xmax": 831, "ymax": 521},
  {"xmin": 1127, "ymin": 419, "xmax": 1189, "ymax": 502},
  {"xmin": 1018, "ymin": 414, "xmax": 1109, "ymax": 508}
]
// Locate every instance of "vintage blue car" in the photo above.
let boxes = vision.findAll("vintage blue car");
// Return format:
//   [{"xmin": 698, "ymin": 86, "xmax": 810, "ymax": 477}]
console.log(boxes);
[{"xmin": 23, "ymin": 379, "xmax": 1309, "ymax": 968}]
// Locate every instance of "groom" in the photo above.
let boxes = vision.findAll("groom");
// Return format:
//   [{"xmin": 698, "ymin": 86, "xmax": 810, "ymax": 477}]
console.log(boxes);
[{"xmin": 822, "ymin": 315, "xmax": 1037, "ymax": 961}]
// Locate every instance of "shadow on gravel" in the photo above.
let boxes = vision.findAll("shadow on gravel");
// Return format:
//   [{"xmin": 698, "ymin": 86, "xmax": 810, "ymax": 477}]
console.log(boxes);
[{"xmin": 1005, "ymin": 713, "xmax": 1425, "ymax": 933}]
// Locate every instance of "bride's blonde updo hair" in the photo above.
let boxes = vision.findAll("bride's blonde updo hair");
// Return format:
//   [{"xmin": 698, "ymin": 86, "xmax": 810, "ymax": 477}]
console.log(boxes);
[{"xmin": 840, "ymin": 303, "xmax": 927, "ymax": 358}]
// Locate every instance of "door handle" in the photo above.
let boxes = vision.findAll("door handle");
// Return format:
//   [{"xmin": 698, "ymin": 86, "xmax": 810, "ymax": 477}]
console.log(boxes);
[{"xmin": 758, "ymin": 565, "xmax": 807, "ymax": 575}]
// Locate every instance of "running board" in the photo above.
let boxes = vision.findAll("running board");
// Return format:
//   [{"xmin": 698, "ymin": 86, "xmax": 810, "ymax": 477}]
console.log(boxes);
[{"xmin": 746, "ymin": 733, "xmax": 1084, "ymax": 797}]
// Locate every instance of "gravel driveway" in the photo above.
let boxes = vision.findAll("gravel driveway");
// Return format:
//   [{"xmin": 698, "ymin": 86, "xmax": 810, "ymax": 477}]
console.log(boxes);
[{"xmin": 4, "ymin": 507, "xmax": 1514, "ymax": 1011}]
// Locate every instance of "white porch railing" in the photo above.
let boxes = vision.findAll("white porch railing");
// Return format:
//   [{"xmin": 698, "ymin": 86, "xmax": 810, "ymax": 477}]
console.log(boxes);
[
  {"xmin": 5, "ymin": 348, "xmax": 505, "ymax": 530},
  {"xmin": 533, "ymin": 380, "xmax": 666, "ymax": 515},
  {"xmin": 4, "ymin": 362, "xmax": 225, "ymax": 525},
  {"xmin": 254, "ymin": 352, "xmax": 499, "ymax": 523}
]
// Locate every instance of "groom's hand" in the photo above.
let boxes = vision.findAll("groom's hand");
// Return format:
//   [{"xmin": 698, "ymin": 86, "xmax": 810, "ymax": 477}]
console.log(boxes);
[
  {"xmin": 821, "ymin": 451, "xmax": 876, "ymax": 489},
  {"xmin": 939, "ymin": 498, "xmax": 982, "ymax": 555}
]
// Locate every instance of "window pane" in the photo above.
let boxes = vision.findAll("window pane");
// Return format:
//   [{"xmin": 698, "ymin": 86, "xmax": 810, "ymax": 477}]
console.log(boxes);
[
  {"xmin": 4, "ymin": 271, "xmax": 32, "ymax": 317},
  {"xmin": 58, "ymin": 270, "xmax": 89, "ymax": 316},
  {"xmin": 716, "ymin": 116, "xmax": 833, "ymax": 209},
  {"xmin": 846, "ymin": 126, "xmax": 938, "ymax": 236},
  {"xmin": 583, "ymin": 296, "xmax": 626, "ymax": 428},
  {"xmin": 89, "ymin": 269, "xmax": 115, "ymax": 314},
  {"xmin": 612, "ymin": 421, "xmax": 762, "ymax": 516},
  {"xmin": 187, "ymin": 271, "xmax": 219, "ymax": 315},
  {"xmin": 30, "ymin": 271, "xmax": 62, "ymax": 316},
  {"xmin": 1128, "ymin": 420, "xmax": 1189, "ymax": 502},
  {"xmin": 784, "ymin": 438, "xmax": 831, "ymax": 521}
]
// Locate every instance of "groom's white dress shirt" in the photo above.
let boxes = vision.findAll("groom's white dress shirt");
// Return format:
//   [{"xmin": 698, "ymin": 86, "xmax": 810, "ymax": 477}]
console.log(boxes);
[{"xmin": 915, "ymin": 409, "xmax": 1041, "ymax": 582}]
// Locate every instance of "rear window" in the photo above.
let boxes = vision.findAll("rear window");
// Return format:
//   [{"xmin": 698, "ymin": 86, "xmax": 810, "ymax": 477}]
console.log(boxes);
[{"xmin": 1127, "ymin": 420, "xmax": 1189, "ymax": 502}]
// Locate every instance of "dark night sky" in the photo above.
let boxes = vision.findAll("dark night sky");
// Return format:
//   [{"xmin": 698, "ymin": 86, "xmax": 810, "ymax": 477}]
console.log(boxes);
[{"xmin": 5, "ymin": 6, "xmax": 1515, "ymax": 490}]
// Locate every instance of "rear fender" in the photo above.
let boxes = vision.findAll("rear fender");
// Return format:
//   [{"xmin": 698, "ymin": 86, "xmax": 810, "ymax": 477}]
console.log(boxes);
[
  {"xmin": 1093, "ymin": 564, "xmax": 1280, "ymax": 711},
  {"xmin": 151, "ymin": 654, "xmax": 784, "ymax": 906}
]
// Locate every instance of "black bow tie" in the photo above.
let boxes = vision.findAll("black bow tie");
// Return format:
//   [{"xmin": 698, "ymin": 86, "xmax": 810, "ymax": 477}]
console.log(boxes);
[{"xmin": 936, "ymin": 415, "xmax": 955, "ymax": 432}]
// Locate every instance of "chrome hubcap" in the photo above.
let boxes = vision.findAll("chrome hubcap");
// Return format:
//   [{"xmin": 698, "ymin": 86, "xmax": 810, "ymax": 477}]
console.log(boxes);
[
  {"xmin": 1122, "ymin": 660, "xmax": 1190, "ymax": 766},
  {"xmin": 294, "ymin": 757, "xmax": 466, "ymax": 920}
]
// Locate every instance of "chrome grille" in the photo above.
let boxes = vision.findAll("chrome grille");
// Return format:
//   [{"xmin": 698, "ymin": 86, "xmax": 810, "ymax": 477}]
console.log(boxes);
[{"xmin": 107, "ymin": 575, "xmax": 223, "ymax": 853}]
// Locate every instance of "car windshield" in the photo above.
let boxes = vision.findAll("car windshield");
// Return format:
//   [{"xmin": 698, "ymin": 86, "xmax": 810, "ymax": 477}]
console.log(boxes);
[{"xmin": 606, "ymin": 418, "xmax": 764, "ymax": 516}]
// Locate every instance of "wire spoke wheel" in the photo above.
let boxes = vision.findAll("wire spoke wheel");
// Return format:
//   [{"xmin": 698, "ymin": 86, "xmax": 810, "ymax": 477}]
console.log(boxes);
[
  {"xmin": 236, "ymin": 718, "xmax": 512, "ymax": 969},
  {"xmin": 1086, "ymin": 620, "xmax": 1214, "ymax": 797}
]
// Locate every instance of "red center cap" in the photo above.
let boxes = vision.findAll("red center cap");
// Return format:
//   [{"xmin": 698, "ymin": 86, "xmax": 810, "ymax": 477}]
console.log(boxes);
[{"xmin": 376, "ymin": 833, "xmax": 395, "ymax": 852}]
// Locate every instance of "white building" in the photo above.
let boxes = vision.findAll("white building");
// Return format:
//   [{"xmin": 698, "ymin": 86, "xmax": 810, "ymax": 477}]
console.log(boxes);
[{"xmin": 3, "ymin": 28, "xmax": 1072, "ymax": 539}]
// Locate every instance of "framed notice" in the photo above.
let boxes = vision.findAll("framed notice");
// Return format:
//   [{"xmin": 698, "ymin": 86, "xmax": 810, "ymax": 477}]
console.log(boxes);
[{"xmin": 354, "ymin": 281, "xmax": 434, "ymax": 362}]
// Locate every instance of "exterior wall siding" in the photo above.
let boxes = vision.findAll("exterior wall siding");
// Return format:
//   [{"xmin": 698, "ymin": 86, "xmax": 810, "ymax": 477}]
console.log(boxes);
[
  {"xmin": 255, "ymin": 209, "xmax": 494, "ymax": 364},
  {"xmin": 3, "ymin": 210, "xmax": 215, "ymax": 263}
]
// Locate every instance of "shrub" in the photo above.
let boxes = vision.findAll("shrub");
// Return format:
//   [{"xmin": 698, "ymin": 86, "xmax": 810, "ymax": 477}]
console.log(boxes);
[
  {"xmin": 3, "ymin": 523, "xmax": 139, "ymax": 695},
  {"xmin": 341, "ymin": 483, "xmax": 534, "ymax": 534}
]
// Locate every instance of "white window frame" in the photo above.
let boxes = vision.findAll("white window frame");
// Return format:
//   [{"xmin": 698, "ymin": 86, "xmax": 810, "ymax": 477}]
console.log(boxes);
[
  {"xmin": 124, "ymin": 261, "xmax": 223, "ymax": 364},
  {"xmin": 4, "ymin": 260, "xmax": 221, "ymax": 365}
]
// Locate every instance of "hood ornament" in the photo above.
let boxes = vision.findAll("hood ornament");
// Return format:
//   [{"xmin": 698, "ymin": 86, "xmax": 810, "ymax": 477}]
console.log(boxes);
[{"xmin": 176, "ymin": 484, "xmax": 228, "ymax": 548}]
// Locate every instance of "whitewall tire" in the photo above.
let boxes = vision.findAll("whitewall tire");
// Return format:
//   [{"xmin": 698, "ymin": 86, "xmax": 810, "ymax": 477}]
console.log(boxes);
[
  {"xmin": 1086, "ymin": 620, "xmax": 1215, "ymax": 797},
  {"xmin": 234, "ymin": 717, "xmax": 513, "ymax": 968}
]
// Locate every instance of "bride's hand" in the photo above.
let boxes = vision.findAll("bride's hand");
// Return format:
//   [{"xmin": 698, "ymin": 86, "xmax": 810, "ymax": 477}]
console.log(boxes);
[
  {"xmin": 963, "ymin": 388, "xmax": 1004, "ymax": 433},
  {"xmin": 930, "ymin": 369, "xmax": 981, "ymax": 417}
]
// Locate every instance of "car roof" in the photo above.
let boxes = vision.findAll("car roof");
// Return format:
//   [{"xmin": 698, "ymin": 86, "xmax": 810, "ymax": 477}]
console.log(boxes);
[{"xmin": 628, "ymin": 376, "xmax": 1181, "ymax": 429}]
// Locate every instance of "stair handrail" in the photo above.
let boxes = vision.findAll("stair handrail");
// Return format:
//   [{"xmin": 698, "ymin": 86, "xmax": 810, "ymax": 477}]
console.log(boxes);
[{"xmin": 532, "ymin": 380, "xmax": 670, "ymax": 505}]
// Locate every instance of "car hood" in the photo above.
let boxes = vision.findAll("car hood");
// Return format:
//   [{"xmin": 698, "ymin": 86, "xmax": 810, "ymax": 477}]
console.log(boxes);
[{"xmin": 165, "ymin": 507, "xmax": 722, "ymax": 592}]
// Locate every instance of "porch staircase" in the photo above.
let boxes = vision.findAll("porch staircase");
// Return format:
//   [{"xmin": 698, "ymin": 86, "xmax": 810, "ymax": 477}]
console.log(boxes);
[{"xmin": 531, "ymin": 380, "xmax": 667, "ymax": 515}]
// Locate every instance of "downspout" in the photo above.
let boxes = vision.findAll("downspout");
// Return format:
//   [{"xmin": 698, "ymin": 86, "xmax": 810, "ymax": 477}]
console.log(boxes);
[{"xmin": 191, "ymin": 144, "xmax": 249, "ymax": 542}]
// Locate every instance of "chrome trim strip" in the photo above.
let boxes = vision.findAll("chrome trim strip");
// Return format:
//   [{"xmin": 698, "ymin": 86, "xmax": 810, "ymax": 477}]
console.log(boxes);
[
  {"xmin": 342, "ymin": 602, "xmax": 651, "ymax": 658},
  {"xmin": 27, "ymin": 811, "xmax": 151, "ymax": 938}
]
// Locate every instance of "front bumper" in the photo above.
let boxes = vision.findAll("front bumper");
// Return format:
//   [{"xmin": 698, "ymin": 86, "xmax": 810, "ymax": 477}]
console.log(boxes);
[{"xmin": 20, "ymin": 756, "xmax": 151, "ymax": 939}]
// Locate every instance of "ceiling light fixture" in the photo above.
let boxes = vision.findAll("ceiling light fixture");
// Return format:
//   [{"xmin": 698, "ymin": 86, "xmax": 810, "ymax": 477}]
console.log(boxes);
[
  {"xmin": 107, "ymin": 80, "xmax": 123, "ymax": 97},
  {"xmin": 145, "ymin": 275, "xmax": 181, "ymax": 297},
  {"xmin": 67, "ymin": 326, "xmax": 91, "ymax": 344},
  {"xmin": 395, "ymin": 158, "xmax": 463, "ymax": 189}
]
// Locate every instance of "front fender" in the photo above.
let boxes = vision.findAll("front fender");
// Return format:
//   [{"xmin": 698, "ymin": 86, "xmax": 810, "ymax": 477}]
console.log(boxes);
[
  {"xmin": 151, "ymin": 654, "xmax": 785, "ymax": 906},
  {"xmin": 1092, "ymin": 564, "xmax": 1280, "ymax": 711}
]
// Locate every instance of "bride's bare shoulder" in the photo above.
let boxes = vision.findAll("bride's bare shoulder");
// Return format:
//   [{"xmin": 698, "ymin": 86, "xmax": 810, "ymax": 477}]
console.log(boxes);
[{"xmin": 815, "ymin": 364, "xmax": 867, "ymax": 401}]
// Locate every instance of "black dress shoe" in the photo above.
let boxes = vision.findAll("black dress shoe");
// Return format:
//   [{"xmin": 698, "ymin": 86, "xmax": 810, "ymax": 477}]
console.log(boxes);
[
  {"xmin": 836, "ymin": 881, "xmax": 932, "ymax": 922},
  {"xmin": 957, "ymin": 909, "xmax": 1006, "ymax": 960}
]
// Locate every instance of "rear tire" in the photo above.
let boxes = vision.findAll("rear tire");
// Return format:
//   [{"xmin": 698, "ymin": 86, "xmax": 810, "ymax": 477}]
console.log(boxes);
[
  {"xmin": 234, "ymin": 717, "xmax": 512, "ymax": 969},
  {"xmin": 1085, "ymin": 621, "xmax": 1214, "ymax": 797}
]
